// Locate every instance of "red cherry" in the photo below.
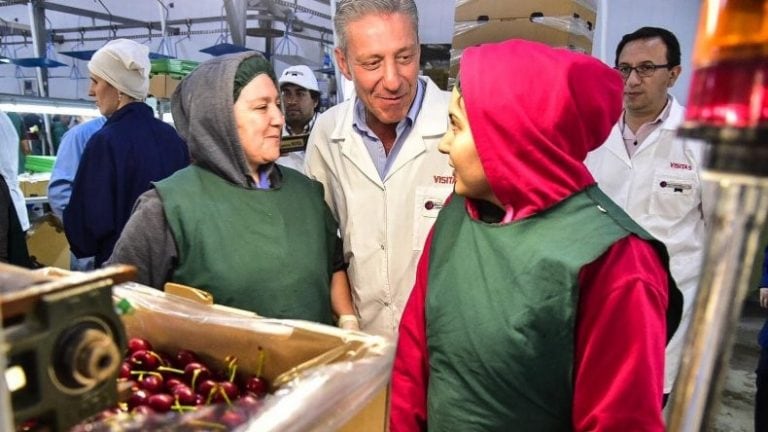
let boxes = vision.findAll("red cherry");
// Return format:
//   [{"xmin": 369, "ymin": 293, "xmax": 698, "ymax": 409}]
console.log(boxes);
[
  {"xmin": 245, "ymin": 376, "xmax": 269, "ymax": 397},
  {"xmin": 183, "ymin": 362, "xmax": 211, "ymax": 387},
  {"xmin": 95, "ymin": 407, "xmax": 123, "ymax": 420},
  {"xmin": 219, "ymin": 381, "xmax": 240, "ymax": 399},
  {"xmin": 165, "ymin": 377, "xmax": 184, "ymax": 391},
  {"xmin": 219, "ymin": 410, "xmax": 246, "ymax": 427},
  {"xmin": 18, "ymin": 419, "xmax": 40, "ymax": 432},
  {"xmin": 174, "ymin": 349, "xmax": 200, "ymax": 368},
  {"xmin": 196, "ymin": 379, "xmax": 217, "ymax": 398},
  {"xmin": 147, "ymin": 393, "xmax": 174, "ymax": 413},
  {"xmin": 171, "ymin": 384, "xmax": 196, "ymax": 405},
  {"xmin": 119, "ymin": 361, "xmax": 132, "ymax": 380},
  {"xmin": 127, "ymin": 337, "xmax": 153, "ymax": 354},
  {"xmin": 194, "ymin": 393, "xmax": 205, "ymax": 406},
  {"xmin": 210, "ymin": 381, "xmax": 239, "ymax": 403},
  {"xmin": 139, "ymin": 374, "xmax": 164, "ymax": 393},
  {"xmin": 239, "ymin": 393, "xmax": 264, "ymax": 407},
  {"xmin": 131, "ymin": 405, "xmax": 154, "ymax": 416},
  {"xmin": 127, "ymin": 389, "xmax": 150, "ymax": 410},
  {"xmin": 129, "ymin": 350, "xmax": 161, "ymax": 371}
]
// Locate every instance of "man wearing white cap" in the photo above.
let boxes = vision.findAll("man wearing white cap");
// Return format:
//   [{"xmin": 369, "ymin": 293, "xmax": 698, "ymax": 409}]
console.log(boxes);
[
  {"xmin": 276, "ymin": 65, "xmax": 320, "ymax": 173},
  {"xmin": 64, "ymin": 39, "xmax": 189, "ymax": 267}
]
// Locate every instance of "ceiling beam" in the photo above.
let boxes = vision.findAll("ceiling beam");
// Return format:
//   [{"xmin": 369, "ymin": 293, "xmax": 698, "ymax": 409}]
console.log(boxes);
[
  {"xmin": 40, "ymin": 2, "xmax": 179, "ymax": 33},
  {"xmin": 52, "ymin": 13, "xmax": 332, "ymax": 37}
]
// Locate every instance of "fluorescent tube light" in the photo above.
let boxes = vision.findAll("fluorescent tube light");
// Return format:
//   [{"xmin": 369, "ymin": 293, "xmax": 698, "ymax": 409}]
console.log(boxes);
[{"xmin": 0, "ymin": 94, "xmax": 100, "ymax": 117}]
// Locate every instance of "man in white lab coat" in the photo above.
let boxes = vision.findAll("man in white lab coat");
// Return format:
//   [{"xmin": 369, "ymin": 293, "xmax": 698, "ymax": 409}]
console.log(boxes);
[
  {"xmin": 585, "ymin": 27, "xmax": 708, "ymax": 404},
  {"xmin": 305, "ymin": 0, "xmax": 453, "ymax": 337}
]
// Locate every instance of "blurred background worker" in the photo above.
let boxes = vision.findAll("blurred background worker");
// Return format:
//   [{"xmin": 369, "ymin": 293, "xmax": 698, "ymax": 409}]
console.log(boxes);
[
  {"xmin": 64, "ymin": 39, "xmax": 189, "ymax": 267},
  {"xmin": 277, "ymin": 64, "xmax": 321, "ymax": 173},
  {"xmin": 0, "ymin": 109, "xmax": 31, "ymax": 267},
  {"xmin": 48, "ymin": 115, "xmax": 106, "ymax": 271},
  {"xmin": 584, "ymin": 27, "xmax": 708, "ymax": 404}
]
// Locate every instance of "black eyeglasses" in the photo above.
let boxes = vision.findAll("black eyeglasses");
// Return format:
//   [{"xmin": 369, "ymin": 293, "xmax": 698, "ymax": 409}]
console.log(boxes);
[{"xmin": 614, "ymin": 63, "xmax": 672, "ymax": 79}]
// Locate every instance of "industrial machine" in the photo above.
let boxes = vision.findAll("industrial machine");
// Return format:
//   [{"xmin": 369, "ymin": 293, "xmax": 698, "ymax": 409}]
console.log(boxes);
[{"xmin": 0, "ymin": 264, "xmax": 135, "ymax": 431}]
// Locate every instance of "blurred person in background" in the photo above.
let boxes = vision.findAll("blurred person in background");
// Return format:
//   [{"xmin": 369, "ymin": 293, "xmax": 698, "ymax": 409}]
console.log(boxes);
[
  {"xmin": 108, "ymin": 52, "xmax": 358, "ymax": 330},
  {"xmin": 6, "ymin": 112, "xmax": 25, "ymax": 173},
  {"xmin": 584, "ymin": 27, "xmax": 708, "ymax": 404},
  {"xmin": 48, "ymin": 115, "xmax": 106, "ymax": 271},
  {"xmin": 0, "ymin": 110, "xmax": 29, "ymax": 233},
  {"xmin": 50, "ymin": 114, "xmax": 70, "ymax": 154},
  {"xmin": 64, "ymin": 39, "xmax": 188, "ymax": 267},
  {"xmin": 0, "ymin": 110, "xmax": 31, "ymax": 266},
  {"xmin": 276, "ymin": 64, "xmax": 321, "ymax": 173}
]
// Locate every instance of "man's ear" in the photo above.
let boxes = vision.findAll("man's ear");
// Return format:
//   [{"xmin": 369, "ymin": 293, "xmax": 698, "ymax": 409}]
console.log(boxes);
[
  {"xmin": 668, "ymin": 65, "xmax": 682, "ymax": 88},
  {"xmin": 334, "ymin": 47, "xmax": 352, "ymax": 81}
]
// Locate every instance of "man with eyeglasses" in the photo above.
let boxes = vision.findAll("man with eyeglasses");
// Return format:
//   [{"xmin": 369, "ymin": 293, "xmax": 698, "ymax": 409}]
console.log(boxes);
[
  {"xmin": 585, "ymin": 26, "xmax": 709, "ymax": 407},
  {"xmin": 277, "ymin": 65, "xmax": 321, "ymax": 173}
]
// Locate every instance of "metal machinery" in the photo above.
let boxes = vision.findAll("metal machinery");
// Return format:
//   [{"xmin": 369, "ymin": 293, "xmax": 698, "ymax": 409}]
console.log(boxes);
[
  {"xmin": 0, "ymin": 264, "xmax": 134, "ymax": 430},
  {"xmin": 667, "ymin": 1, "xmax": 768, "ymax": 430}
]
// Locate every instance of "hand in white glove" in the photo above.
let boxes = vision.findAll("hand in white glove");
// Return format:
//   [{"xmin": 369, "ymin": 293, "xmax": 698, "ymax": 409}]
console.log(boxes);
[{"xmin": 338, "ymin": 314, "xmax": 360, "ymax": 331}]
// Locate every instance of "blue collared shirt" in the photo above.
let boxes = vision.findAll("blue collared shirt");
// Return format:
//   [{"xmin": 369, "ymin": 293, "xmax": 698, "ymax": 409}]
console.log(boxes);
[
  {"xmin": 352, "ymin": 78, "xmax": 426, "ymax": 179},
  {"xmin": 48, "ymin": 116, "xmax": 107, "ymax": 219}
]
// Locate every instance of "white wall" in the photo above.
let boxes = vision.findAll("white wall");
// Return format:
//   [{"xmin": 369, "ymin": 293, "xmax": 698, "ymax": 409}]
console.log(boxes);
[{"xmin": 592, "ymin": 0, "xmax": 701, "ymax": 105}]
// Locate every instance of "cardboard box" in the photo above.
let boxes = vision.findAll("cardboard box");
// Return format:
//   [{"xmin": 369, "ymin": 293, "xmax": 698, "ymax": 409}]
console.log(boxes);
[
  {"xmin": 110, "ymin": 284, "xmax": 393, "ymax": 431},
  {"xmin": 26, "ymin": 214, "xmax": 70, "ymax": 269},
  {"xmin": 451, "ymin": 0, "xmax": 598, "ymax": 75},
  {"xmin": 149, "ymin": 74, "xmax": 182, "ymax": 99},
  {"xmin": 18, "ymin": 172, "xmax": 50, "ymax": 198}
]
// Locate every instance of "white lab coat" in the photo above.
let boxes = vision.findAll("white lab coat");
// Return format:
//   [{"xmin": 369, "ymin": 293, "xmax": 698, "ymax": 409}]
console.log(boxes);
[
  {"xmin": 305, "ymin": 77, "xmax": 453, "ymax": 338},
  {"xmin": 584, "ymin": 96, "xmax": 708, "ymax": 393},
  {"xmin": 0, "ymin": 111, "xmax": 29, "ymax": 231}
]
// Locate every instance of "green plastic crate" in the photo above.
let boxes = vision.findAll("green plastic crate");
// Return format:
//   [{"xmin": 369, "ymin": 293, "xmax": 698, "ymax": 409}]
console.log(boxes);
[
  {"xmin": 150, "ymin": 59, "xmax": 199, "ymax": 78},
  {"xmin": 24, "ymin": 155, "xmax": 56, "ymax": 173}
]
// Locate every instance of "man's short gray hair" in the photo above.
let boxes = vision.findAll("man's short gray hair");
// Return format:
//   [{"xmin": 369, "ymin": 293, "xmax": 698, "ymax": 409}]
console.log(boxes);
[{"xmin": 334, "ymin": 0, "xmax": 419, "ymax": 52}]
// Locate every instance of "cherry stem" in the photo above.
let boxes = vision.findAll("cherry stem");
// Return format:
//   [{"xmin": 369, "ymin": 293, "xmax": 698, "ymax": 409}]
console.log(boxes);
[
  {"xmin": 256, "ymin": 348, "xmax": 265, "ymax": 378},
  {"xmin": 172, "ymin": 398, "xmax": 197, "ymax": 413},
  {"xmin": 226, "ymin": 355, "xmax": 238, "ymax": 382},
  {"xmin": 228, "ymin": 364, "xmax": 237, "ymax": 382},
  {"xmin": 191, "ymin": 368, "xmax": 201, "ymax": 390},
  {"xmin": 205, "ymin": 386, "xmax": 217, "ymax": 405},
  {"xmin": 220, "ymin": 387, "xmax": 233, "ymax": 407},
  {"xmin": 130, "ymin": 370, "xmax": 146, "ymax": 380},
  {"xmin": 157, "ymin": 365, "xmax": 184, "ymax": 375}
]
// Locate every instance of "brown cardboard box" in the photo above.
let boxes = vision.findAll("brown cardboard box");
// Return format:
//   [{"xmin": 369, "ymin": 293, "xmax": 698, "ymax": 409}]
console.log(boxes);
[
  {"xmin": 149, "ymin": 74, "xmax": 182, "ymax": 99},
  {"xmin": 112, "ymin": 284, "xmax": 392, "ymax": 431},
  {"xmin": 451, "ymin": 0, "xmax": 598, "ymax": 75},
  {"xmin": 18, "ymin": 173, "xmax": 50, "ymax": 197},
  {"xmin": 26, "ymin": 214, "xmax": 70, "ymax": 269}
]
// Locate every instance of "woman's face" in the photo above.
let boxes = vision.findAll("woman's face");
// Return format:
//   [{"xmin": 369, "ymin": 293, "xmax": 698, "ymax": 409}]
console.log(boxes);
[
  {"xmin": 438, "ymin": 87, "xmax": 498, "ymax": 206},
  {"xmin": 89, "ymin": 74, "xmax": 120, "ymax": 117},
  {"xmin": 233, "ymin": 74, "xmax": 285, "ymax": 175}
]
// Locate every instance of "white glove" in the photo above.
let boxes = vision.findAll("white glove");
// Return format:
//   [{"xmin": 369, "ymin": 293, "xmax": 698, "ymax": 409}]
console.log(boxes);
[{"xmin": 338, "ymin": 314, "xmax": 360, "ymax": 331}]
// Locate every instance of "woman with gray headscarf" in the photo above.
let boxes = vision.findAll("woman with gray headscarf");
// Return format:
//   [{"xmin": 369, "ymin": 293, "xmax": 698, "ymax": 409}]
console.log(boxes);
[
  {"xmin": 108, "ymin": 52, "xmax": 358, "ymax": 329},
  {"xmin": 64, "ymin": 39, "xmax": 189, "ymax": 267}
]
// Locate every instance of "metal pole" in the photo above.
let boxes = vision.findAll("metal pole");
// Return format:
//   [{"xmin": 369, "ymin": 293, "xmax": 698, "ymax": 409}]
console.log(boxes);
[
  {"xmin": 667, "ymin": 172, "xmax": 768, "ymax": 430},
  {"xmin": 27, "ymin": 0, "xmax": 53, "ymax": 155}
]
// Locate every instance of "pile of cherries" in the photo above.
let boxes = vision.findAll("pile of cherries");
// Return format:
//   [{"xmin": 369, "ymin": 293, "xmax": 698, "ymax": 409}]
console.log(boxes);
[{"xmin": 76, "ymin": 337, "xmax": 273, "ymax": 429}]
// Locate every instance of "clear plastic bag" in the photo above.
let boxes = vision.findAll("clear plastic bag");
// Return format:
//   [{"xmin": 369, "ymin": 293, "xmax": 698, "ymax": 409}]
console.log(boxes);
[{"xmin": 74, "ymin": 283, "xmax": 394, "ymax": 431}]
